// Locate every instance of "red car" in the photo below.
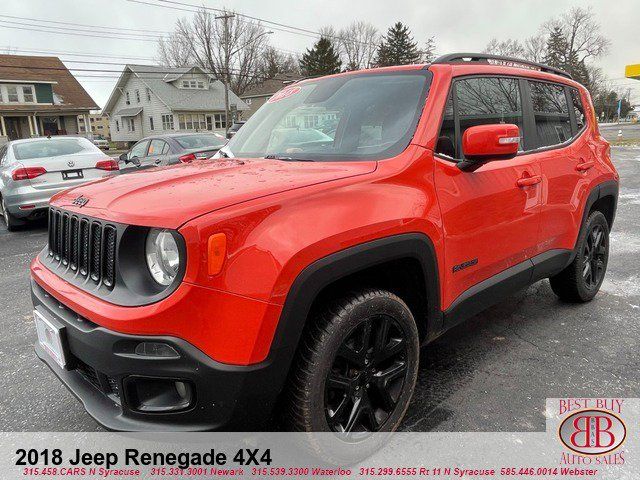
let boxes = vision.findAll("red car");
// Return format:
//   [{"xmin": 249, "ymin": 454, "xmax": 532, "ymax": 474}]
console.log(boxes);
[{"xmin": 31, "ymin": 53, "xmax": 618, "ymax": 433}]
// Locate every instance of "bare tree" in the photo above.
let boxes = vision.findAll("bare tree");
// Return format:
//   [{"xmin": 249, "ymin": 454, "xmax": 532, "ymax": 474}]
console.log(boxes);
[
  {"xmin": 337, "ymin": 21, "xmax": 379, "ymax": 70},
  {"xmin": 260, "ymin": 46, "xmax": 300, "ymax": 79},
  {"xmin": 157, "ymin": 8, "xmax": 271, "ymax": 95},
  {"xmin": 524, "ymin": 34, "xmax": 547, "ymax": 62},
  {"xmin": 483, "ymin": 38, "xmax": 526, "ymax": 58},
  {"xmin": 544, "ymin": 6, "xmax": 610, "ymax": 64}
]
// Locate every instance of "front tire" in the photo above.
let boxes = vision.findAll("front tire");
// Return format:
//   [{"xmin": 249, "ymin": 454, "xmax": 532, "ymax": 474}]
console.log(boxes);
[
  {"xmin": 284, "ymin": 289, "xmax": 419, "ymax": 434},
  {"xmin": 549, "ymin": 210, "xmax": 609, "ymax": 302}
]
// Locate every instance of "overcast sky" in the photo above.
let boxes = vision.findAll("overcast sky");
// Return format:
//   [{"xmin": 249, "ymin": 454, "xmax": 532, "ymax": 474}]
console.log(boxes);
[{"xmin": 0, "ymin": 0, "xmax": 637, "ymax": 108}]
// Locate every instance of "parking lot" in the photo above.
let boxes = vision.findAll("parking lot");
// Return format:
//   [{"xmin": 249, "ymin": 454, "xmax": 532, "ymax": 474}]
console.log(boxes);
[{"xmin": 1, "ymin": 144, "xmax": 638, "ymax": 432}]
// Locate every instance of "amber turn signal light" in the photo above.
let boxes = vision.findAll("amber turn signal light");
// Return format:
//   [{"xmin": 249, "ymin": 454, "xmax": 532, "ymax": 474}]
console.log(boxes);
[{"xmin": 207, "ymin": 233, "xmax": 227, "ymax": 275}]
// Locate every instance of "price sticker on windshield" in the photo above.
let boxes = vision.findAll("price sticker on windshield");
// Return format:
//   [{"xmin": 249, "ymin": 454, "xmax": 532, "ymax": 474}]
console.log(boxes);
[{"xmin": 268, "ymin": 86, "xmax": 301, "ymax": 103}]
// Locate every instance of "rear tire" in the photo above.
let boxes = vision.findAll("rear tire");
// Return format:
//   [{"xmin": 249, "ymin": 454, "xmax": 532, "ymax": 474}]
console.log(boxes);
[
  {"xmin": 284, "ymin": 289, "xmax": 419, "ymax": 434},
  {"xmin": 549, "ymin": 210, "xmax": 609, "ymax": 302},
  {"xmin": 1, "ymin": 197, "xmax": 24, "ymax": 232}
]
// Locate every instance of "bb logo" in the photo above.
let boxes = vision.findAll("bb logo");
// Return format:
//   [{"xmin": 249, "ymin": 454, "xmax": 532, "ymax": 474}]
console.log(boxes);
[{"xmin": 559, "ymin": 409, "xmax": 626, "ymax": 455}]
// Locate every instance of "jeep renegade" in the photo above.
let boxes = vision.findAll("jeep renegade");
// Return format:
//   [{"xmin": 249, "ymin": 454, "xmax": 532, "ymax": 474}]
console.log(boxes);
[{"xmin": 31, "ymin": 53, "xmax": 619, "ymax": 433}]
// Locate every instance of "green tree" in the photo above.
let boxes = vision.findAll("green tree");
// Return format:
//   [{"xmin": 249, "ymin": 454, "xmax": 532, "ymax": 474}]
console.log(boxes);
[
  {"xmin": 375, "ymin": 22, "xmax": 421, "ymax": 67},
  {"xmin": 299, "ymin": 37, "xmax": 342, "ymax": 76}
]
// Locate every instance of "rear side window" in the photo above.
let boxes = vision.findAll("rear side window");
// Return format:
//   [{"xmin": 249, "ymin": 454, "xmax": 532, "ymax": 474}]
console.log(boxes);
[
  {"xmin": 13, "ymin": 138, "xmax": 96, "ymax": 160},
  {"xmin": 148, "ymin": 139, "xmax": 167, "ymax": 156},
  {"xmin": 529, "ymin": 81, "xmax": 571, "ymax": 148},
  {"xmin": 570, "ymin": 88, "xmax": 586, "ymax": 131},
  {"xmin": 435, "ymin": 77, "xmax": 524, "ymax": 159}
]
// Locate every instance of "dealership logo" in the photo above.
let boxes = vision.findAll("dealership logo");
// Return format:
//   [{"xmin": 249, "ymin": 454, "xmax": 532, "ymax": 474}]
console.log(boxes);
[
  {"xmin": 268, "ymin": 86, "xmax": 301, "ymax": 103},
  {"xmin": 72, "ymin": 195, "xmax": 89, "ymax": 207},
  {"xmin": 559, "ymin": 409, "xmax": 626, "ymax": 455}
]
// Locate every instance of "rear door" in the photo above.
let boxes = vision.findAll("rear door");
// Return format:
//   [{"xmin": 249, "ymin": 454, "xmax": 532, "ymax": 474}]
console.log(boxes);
[
  {"xmin": 145, "ymin": 139, "xmax": 170, "ymax": 166},
  {"xmin": 527, "ymin": 82, "xmax": 595, "ymax": 252},
  {"xmin": 433, "ymin": 75, "xmax": 543, "ymax": 314}
]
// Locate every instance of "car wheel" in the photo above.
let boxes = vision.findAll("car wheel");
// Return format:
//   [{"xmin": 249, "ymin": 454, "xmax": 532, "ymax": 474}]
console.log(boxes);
[
  {"xmin": 1, "ymin": 197, "xmax": 25, "ymax": 232},
  {"xmin": 284, "ymin": 289, "xmax": 419, "ymax": 436},
  {"xmin": 549, "ymin": 210, "xmax": 609, "ymax": 302}
]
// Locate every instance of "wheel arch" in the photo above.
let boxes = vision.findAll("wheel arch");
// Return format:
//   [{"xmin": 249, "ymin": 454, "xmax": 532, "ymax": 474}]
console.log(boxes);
[{"xmin": 266, "ymin": 233, "xmax": 442, "ymax": 387}]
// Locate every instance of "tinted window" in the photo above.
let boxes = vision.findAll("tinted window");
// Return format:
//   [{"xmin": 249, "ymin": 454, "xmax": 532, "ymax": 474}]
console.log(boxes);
[
  {"xmin": 436, "ymin": 77, "xmax": 524, "ymax": 159},
  {"xmin": 529, "ymin": 81, "xmax": 571, "ymax": 148},
  {"xmin": 148, "ymin": 139, "xmax": 167, "ymax": 156},
  {"xmin": 570, "ymin": 88, "xmax": 586, "ymax": 132},
  {"xmin": 129, "ymin": 140, "xmax": 149, "ymax": 159},
  {"xmin": 174, "ymin": 134, "xmax": 226, "ymax": 149},
  {"xmin": 13, "ymin": 138, "xmax": 97, "ymax": 160},
  {"xmin": 225, "ymin": 72, "xmax": 430, "ymax": 161}
]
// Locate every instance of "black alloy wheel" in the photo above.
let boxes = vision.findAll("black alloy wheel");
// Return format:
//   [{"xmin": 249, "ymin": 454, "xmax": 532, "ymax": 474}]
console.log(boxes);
[
  {"xmin": 582, "ymin": 224, "xmax": 607, "ymax": 290},
  {"xmin": 325, "ymin": 314, "xmax": 408, "ymax": 433}
]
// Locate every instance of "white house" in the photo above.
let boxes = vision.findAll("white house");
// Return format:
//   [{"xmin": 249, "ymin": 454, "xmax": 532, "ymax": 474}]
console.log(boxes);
[{"xmin": 103, "ymin": 64, "xmax": 248, "ymax": 146}]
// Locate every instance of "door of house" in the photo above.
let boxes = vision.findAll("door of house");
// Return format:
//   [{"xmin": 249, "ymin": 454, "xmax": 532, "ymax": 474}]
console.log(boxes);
[{"xmin": 5, "ymin": 117, "xmax": 21, "ymax": 140}]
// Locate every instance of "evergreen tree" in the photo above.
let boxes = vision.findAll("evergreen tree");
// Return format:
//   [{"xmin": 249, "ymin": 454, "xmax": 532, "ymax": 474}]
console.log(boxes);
[
  {"xmin": 422, "ymin": 36, "xmax": 437, "ymax": 63},
  {"xmin": 543, "ymin": 26, "xmax": 567, "ymax": 69},
  {"xmin": 375, "ymin": 22, "xmax": 421, "ymax": 67},
  {"xmin": 299, "ymin": 37, "xmax": 342, "ymax": 76}
]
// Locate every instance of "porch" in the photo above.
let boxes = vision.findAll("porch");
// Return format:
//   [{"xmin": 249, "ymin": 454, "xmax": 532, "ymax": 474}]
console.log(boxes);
[{"xmin": 0, "ymin": 111, "xmax": 93, "ymax": 143}]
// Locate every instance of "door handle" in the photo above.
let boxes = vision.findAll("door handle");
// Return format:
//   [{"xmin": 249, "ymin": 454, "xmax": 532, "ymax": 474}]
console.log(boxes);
[
  {"xmin": 576, "ymin": 161, "xmax": 595, "ymax": 171},
  {"xmin": 516, "ymin": 175, "xmax": 542, "ymax": 187}
]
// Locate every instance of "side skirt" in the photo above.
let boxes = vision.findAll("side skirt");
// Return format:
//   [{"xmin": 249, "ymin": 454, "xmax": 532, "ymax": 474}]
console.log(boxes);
[{"xmin": 441, "ymin": 249, "xmax": 572, "ymax": 332}]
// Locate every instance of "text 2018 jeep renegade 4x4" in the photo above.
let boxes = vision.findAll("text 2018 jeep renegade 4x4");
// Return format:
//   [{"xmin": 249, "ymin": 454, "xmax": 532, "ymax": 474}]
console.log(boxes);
[{"xmin": 31, "ymin": 54, "xmax": 618, "ymax": 433}]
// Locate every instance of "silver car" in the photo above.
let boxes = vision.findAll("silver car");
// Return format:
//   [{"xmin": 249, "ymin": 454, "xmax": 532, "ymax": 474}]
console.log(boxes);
[{"xmin": 0, "ymin": 136, "xmax": 117, "ymax": 231}]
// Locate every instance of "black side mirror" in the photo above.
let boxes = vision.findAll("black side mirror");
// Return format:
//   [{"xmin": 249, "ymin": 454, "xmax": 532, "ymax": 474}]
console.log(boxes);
[{"xmin": 129, "ymin": 155, "xmax": 141, "ymax": 167}]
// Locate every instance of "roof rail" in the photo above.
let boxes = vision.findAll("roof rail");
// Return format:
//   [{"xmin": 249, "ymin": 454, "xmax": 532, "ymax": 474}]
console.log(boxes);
[{"xmin": 431, "ymin": 53, "xmax": 572, "ymax": 79}]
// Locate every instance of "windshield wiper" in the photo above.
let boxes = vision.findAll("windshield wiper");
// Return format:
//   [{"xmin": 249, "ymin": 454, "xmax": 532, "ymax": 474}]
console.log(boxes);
[{"xmin": 264, "ymin": 154, "xmax": 314, "ymax": 162}]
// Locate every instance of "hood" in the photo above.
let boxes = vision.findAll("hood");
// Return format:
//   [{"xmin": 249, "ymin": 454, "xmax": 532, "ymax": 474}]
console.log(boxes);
[{"xmin": 50, "ymin": 158, "xmax": 376, "ymax": 228}]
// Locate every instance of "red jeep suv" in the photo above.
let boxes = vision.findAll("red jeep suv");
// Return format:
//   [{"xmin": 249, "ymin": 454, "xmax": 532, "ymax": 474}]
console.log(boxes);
[{"xmin": 31, "ymin": 54, "xmax": 618, "ymax": 433}]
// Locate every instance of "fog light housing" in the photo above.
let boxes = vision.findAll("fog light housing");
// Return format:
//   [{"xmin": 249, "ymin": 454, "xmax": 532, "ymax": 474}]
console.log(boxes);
[{"xmin": 124, "ymin": 377, "xmax": 194, "ymax": 413}]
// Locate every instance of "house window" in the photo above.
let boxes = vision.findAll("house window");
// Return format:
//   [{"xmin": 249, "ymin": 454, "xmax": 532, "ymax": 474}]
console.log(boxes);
[
  {"xmin": 7, "ymin": 86, "xmax": 19, "ymax": 102},
  {"xmin": 214, "ymin": 113, "xmax": 227, "ymax": 129},
  {"xmin": 178, "ymin": 114, "xmax": 207, "ymax": 130},
  {"xmin": 182, "ymin": 80, "xmax": 189, "ymax": 88},
  {"xmin": 22, "ymin": 86, "xmax": 35, "ymax": 102},
  {"xmin": 162, "ymin": 114, "xmax": 174, "ymax": 130},
  {"xmin": 197, "ymin": 81, "xmax": 204, "ymax": 89},
  {"xmin": 126, "ymin": 91, "xmax": 130, "ymax": 104},
  {"xmin": 149, "ymin": 116, "xmax": 154, "ymax": 130},
  {"xmin": 245, "ymin": 98, "xmax": 252, "ymax": 105},
  {"xmin": 135, "ymin": 90, "xmax": 140, "ymax": 103},
  {"xmin": 146, "ymin": 87, "xmax": 151, "ymax": 102},
  {"xmin": 116, "ymin": 120, "xmax": 120, "ymax": 132},
  {"xmin": 127, "ymin": 118, "xmax": 135, "ymax": 132}
]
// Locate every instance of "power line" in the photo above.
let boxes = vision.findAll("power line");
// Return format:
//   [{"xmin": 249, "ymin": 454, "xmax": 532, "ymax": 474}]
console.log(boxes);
[
  {"xmin": 0, "ymin": 14, "xmax": 169, "ymax": 35},
  {"xmin": 0, "ymin": 46, "xmax": 156, "ymax": 61},
  {"xmin": 0, "ymin": 21, "xmax": 161, "ymax": 42}
]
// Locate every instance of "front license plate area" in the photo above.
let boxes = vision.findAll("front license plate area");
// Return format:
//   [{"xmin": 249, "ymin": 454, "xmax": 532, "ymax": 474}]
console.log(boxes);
[
  {"xmin": 62, "ymin": 170, "xmax": 83, "ymax": 180},
  {"xmin": 34, "ymin": 310, "xmax": 68, "ymax": 369}
]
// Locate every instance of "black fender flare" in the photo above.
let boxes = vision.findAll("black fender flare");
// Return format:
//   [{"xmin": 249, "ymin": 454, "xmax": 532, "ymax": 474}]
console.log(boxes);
[{"xmin": 263, "ymin": 233, "xmax": 441, "ymax": 394}]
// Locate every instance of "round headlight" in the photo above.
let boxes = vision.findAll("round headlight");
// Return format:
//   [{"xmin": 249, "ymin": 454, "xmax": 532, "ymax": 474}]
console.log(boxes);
[{"xmin": 145, "ymin": 229, "xmax": 181, "ymax": 286}]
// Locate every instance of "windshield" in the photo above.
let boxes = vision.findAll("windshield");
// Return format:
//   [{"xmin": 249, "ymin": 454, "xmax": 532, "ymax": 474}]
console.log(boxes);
[
  {"xmin": 13, "ymin": 138, "xmax": 98, "ymax": 160},
  {"xmin": 175, "ymin": 134, "xmax": 226, "ymax": 149},
  {"xmin": 224, "ymin": 71, "xmax": 431, "ymax": 161}
]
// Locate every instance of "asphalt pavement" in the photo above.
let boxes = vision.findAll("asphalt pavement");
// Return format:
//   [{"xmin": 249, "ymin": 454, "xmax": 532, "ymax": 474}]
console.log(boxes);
[{"xmin": 0, "ymin": 147, "xmax": 638, "ymax": 432}]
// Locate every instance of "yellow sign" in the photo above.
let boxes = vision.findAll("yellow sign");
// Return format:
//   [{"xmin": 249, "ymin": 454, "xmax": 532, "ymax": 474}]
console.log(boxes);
[{"xmin": 626, "ymin": 64, "xmax": 640, "ymax": 79}]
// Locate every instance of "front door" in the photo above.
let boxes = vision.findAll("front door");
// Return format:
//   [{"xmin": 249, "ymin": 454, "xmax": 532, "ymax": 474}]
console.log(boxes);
[
  {"xmin": 433, "ymin": 75, "xmax": 543, "ymax": 316},
  {"xmin": 5, "ymin": 117, "xmax": 21, "ymax": 140}
]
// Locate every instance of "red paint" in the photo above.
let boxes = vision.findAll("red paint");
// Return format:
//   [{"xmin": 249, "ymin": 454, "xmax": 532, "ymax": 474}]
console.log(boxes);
[
  {"xmin": 462, "ymin": 124, "xmax": 520, "ymax": 158},
  {"xmin": 35, "ymin": 62, "xmax": 617, "ymax": 366}
]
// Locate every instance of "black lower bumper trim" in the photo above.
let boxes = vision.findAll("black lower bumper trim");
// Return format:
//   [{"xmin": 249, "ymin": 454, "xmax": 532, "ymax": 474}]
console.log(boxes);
[{"xmin": 31, "ymin": 279, "xmax": 289, "ymax": 431}]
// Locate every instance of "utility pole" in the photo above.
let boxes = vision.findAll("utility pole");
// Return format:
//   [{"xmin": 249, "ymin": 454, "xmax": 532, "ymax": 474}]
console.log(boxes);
[{"xmin": 215, "ymin": 13, "xmax": 235, "ymax": 137}]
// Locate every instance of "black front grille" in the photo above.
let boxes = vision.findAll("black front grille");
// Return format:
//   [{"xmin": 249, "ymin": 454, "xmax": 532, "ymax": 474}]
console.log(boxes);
[
  {"xmin": 74, "ymin": 358, "xmax": 120, "ymax": 401},
  {"xmin": 47, "ymin": 208, "xmax": 117, "ymax": 289}
]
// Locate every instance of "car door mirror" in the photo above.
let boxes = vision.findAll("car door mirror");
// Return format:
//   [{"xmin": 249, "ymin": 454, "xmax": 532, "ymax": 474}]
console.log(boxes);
[
  {"xmin": 459, "ymin": 124, "xmax": 520, "ymax": 172},
  {"xmin": 129, "ymin": 155, "xmax": 141, "ymax": 166},
  {"xmin": 119, "ymin": 152, "xmax": 128, "ymax": 162}
]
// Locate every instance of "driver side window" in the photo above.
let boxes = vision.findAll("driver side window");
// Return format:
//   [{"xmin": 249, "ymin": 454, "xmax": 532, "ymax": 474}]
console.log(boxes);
[{"xmin": 129, "ymin": 140, "xmax": 149, "ymax": 159}]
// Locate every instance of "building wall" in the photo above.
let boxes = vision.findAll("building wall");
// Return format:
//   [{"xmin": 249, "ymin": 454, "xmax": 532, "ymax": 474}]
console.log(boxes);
[
  {"xmin": 108, "ymin": 74, "xmax": 174, "ymax": 143},
  {"xmin": 79, "ymin": 114, "xmax": 111, "ymax": 139},
  {"xmin": 240, "ymin": 95, "xmax": 269, "ymax": 120}
]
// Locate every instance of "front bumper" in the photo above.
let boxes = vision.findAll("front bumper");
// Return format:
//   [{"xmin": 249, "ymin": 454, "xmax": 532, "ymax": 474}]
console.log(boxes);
[{"xmin": 32, "ymin": 280, "xmax": 287, "ymax": 431}]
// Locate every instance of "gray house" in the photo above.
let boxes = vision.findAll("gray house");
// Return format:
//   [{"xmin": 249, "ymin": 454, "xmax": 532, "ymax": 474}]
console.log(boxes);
[{"xmin": 103, "ymin": 65, "xmax": 248, "ymax": 147}]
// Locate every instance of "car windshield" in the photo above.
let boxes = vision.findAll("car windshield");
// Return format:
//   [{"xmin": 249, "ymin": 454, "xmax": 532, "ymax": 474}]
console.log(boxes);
[
  {"xmin": 224, "ymin": 71, "xmax": 431, "ymax": 161},
  {"xmin": 174, "ymin": 134, "xmax": 226, "ymax": 149},
  {"xmin": 13, "ymin": 138, "xmax": 98, "ymax": 160}
]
